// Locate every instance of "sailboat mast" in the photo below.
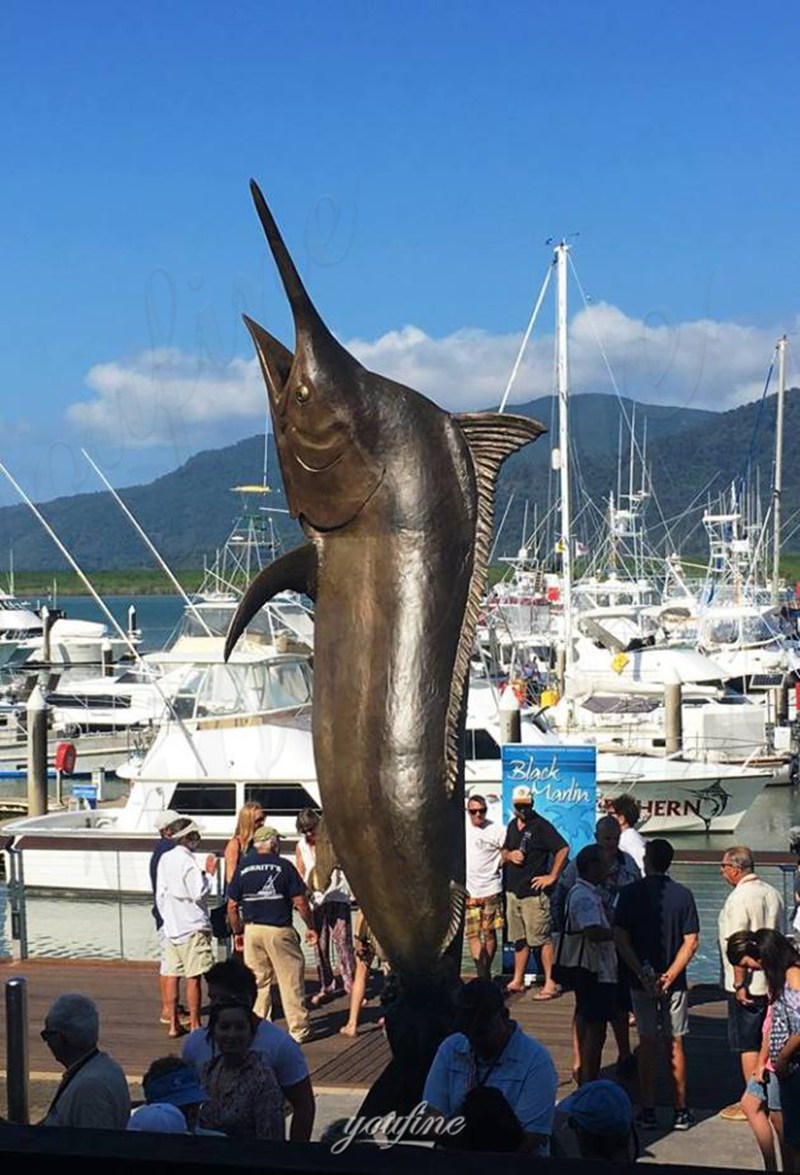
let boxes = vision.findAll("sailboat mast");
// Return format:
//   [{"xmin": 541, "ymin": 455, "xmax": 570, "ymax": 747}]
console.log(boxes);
[
  {"xmin": 771, "ymin": 335, "xmax": 788, "ymax": 606},
  {"xmin": 555, "ymin": 242, "xmax": 572, "ymax": 693}
]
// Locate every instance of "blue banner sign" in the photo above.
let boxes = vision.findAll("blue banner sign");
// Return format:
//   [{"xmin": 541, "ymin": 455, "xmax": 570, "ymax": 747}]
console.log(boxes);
[{"xmin": 501, "ymin": 744, "xmax": 598, "ymax": 858}]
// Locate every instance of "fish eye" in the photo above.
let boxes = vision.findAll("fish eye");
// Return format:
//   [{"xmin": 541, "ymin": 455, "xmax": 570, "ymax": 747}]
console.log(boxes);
[{"xmin": 295, "ymin": 383, "xmax": 311, "ymax": 405}]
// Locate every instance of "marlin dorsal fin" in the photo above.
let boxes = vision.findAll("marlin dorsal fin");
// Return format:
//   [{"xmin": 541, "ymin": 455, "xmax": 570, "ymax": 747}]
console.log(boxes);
[
  {"xmin": 454, "ymin": 412, "xmax": 546, "ymax": 475},
  {"xmin": 443, "ymin": 412, "xmax": 546, "ymax": 794}
]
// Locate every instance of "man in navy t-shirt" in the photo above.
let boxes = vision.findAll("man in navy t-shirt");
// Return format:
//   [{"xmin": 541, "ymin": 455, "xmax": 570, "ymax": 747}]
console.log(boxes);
[
  {"xmin": 227, "ymin": 825, "xmax": 318, "ymax": 1043},
  {"xmin": 615, "ymin": 838, "xmax": 699, "ymax": 1133}
]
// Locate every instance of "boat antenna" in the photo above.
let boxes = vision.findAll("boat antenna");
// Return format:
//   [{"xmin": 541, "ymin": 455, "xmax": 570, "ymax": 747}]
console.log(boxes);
[
  {"xmin": 772, "ymin": 335, "xmax": 788, "ymax": 605},
  {"xmin": 81, "ymin": 449, "xmax": 215, "ymax": 639},
  {"xmin": 262, "ymin": 412, "xmax": 270, "ymax": 491},
  {"xmin": 554, "ymin": 239, "xmax": 573, "ymax": 718},
  {"xmin": 0, "ymin": 460, "xmax": 209, "ymax": 776},
  {"xmin": 489, "ymin": 492, "xmax": 515, "ymax": 564},
  {"xmin": 498, "ymin": 259, "xmax": 554, "ymax": 414}
]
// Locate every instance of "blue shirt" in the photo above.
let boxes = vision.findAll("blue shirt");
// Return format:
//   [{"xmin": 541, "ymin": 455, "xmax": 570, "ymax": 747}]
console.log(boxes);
[
  {"xmin": 615, "ymin": 874, "xmax": 699, "ymax": 991},
  {"xmin": 149, "ymin": 838, "xmax": 177, "ymax": 930},
  {"xmin": 422, "ymin": 1023, "xmax": 557, "ymax": 1150},
  {"xmin": 227, "ymin": 850, "xmax": 306, "ymax": 927}
]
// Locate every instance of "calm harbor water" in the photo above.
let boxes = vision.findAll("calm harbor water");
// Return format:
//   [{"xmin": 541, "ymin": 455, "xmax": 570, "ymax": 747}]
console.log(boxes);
[
  {"xmin": 2, "ymin": 594, "xmax": 799, "ymax": 980},
  {"xmin": 50, "ymin": 593, "xmax": 186, "ymax": 653}
]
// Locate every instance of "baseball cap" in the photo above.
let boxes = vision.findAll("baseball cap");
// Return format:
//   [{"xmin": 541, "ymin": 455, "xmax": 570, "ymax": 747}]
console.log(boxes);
[
  {"xmin": 559, "ymin": 1080, "xmax": 633, "ymax": 1136},
  {"xmin": 153, "ymin": 810, "xmax": 182, "ymax": 831},
  {"xmin": 512, "ymin": 785, "xmax": 532, "ymax": 805},
  {"xmin": 128, "ymin": 1103, "xmax": 188, "ymax": 1133},
  {"xmin": 253, "ymin": 824, "xmax": 280, "ymax": 843},
  {"xmin": 143, "ymin": 1064, "xmax": 205, "ymax": 1108}
]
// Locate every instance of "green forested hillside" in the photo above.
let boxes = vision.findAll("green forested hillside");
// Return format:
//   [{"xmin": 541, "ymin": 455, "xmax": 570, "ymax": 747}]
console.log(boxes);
[{"xmin": 0, "ymin": 389, "xmax": 794, "ymax": 574}]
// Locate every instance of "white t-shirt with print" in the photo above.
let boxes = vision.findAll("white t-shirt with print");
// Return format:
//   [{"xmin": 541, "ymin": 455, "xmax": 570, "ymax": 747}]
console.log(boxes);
[{"xmin": 466, "ymin": 818, "xmax": 505, "ymax": 898}]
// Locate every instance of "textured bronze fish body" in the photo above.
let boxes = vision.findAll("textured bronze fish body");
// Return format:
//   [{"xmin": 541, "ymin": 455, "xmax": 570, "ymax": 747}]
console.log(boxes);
[{"xmin": 226, "ymin": 181, "xmax": 545, "ymax": 980}]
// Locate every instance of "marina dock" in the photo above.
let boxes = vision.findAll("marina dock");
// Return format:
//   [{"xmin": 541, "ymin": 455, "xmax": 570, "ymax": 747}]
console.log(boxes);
[{"xmin": 0, "ymin": 957, "xmax": 742, "ymax": 1113}]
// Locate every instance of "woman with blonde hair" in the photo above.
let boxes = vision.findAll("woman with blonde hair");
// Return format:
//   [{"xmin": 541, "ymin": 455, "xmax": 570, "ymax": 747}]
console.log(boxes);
[
  {"xmin": 225, "ymin": 802, "xmax": 265, "ymax": 883},
  {"xmin": 224, "ymin": 802, "xmax": 264, "ymax": 953}
]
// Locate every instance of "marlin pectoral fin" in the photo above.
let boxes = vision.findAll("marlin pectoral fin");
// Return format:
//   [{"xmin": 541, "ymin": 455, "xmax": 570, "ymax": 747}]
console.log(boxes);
[{"xmin": 223, "ymin": 542, "xmax": 318, "ymax": 661}]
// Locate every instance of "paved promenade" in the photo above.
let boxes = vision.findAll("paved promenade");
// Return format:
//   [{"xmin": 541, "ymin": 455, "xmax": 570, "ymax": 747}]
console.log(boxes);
[{"xmin": 0, "ymin": 958, "xmax": 766, "ymax": 1165}]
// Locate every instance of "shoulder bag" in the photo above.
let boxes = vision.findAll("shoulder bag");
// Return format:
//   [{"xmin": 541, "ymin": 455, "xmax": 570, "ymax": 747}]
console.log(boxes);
[{"xmin": 552, "ymin": 891, "xmax": 598, "ymax": 992}]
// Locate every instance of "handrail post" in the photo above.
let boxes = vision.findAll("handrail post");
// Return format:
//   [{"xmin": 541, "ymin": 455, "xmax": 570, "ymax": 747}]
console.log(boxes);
[
  {"xmin": 8, "ymin": 848, "xmax": 28, "ymax": 961},
  {"xmin": 116, "ymin": 850, "xmax": 124, "ymax": 959},
  {"xmin": 5, "ymin": 977, "xmax": 29, "ymax": 1123}
]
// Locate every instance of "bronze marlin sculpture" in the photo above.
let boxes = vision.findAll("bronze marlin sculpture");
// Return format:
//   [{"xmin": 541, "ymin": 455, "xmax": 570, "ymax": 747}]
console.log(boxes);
[{"xmin": 226, "ymin": 181, "xmax": 545, "ymax": 979}]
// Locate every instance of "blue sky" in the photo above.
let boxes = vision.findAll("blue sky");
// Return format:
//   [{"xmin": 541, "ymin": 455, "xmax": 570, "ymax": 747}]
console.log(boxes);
[{"xmin": 1, "ymin": 1, "xmax": 799, "ymax": 506}]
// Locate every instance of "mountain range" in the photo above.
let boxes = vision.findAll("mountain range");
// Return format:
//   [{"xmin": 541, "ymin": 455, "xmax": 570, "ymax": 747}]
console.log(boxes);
[{"xmin": 0, "ymin": 390, "xmax": 796, "ymax": 573}]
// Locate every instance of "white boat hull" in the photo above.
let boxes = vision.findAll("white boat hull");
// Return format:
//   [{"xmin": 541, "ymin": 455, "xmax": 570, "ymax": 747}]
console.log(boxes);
[{"xmin": 596, "ymin": 755, "xmax": 769, "ymax": 832}]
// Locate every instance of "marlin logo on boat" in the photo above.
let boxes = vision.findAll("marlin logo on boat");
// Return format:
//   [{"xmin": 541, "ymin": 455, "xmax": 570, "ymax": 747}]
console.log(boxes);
[
  {"xmin": 225, "ymin": 181, "xmax": 545, "ymax": 978},
  {"xmin": 638, "ymin": 780, "xmax": 731, "ymax": 832},
  {"xmin": 684, "ymin": 779, "xmax": 731, "ymax": 831}
]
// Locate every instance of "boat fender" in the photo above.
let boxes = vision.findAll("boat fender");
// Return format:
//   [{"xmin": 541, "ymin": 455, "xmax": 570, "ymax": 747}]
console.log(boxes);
[{"xmin": 54, "ymin": 741, "xmax": 77, "ymax": 776}]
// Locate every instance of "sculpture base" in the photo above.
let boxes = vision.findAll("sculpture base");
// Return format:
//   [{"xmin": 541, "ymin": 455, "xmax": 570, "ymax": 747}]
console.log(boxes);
[{"xmin": 357, "ymin": 965, "xmax": 461, "ymax": 1118}]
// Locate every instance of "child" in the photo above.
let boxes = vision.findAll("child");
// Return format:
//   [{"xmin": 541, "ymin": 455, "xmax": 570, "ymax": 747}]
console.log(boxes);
[{"xmin": 740, "ymin": 1003, "xmax": 783, "ymax": 1172}]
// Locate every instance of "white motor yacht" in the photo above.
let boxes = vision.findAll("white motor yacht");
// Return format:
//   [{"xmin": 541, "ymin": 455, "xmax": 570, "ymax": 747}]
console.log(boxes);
[{"xmin": 3, "ymin": 665, "xmax": 772, "ymax": 894}]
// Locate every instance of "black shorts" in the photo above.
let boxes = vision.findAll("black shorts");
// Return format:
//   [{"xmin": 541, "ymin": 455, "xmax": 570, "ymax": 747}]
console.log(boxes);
[
  {"xmin": 727, "ymin": 994, "xmax": 767, "ymax": 1054},
  {"xmin": 575, "ymin": 979, "xmax": 618, "ymax": 1025}
]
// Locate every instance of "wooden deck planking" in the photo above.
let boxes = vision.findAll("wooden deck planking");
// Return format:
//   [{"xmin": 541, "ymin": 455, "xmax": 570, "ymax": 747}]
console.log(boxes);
[{"xmin": 0, "ymin": 959, "xmax": 741, "ymax": 1111}]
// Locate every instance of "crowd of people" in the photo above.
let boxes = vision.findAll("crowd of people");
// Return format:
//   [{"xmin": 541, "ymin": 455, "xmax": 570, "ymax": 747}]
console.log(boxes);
[
  {"xmin": 10, "ymin": 792, "xmax": 800, "ymax": 1166},
  {"xmin": 464, "ymin": 787, "xmax": 800, "ymax": 1166}
]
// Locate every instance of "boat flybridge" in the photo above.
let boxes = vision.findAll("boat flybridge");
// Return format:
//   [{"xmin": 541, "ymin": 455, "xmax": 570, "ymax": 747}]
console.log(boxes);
[{"xmin": 3, "ymin": 649, "xmax": 321, "ymax": 893}]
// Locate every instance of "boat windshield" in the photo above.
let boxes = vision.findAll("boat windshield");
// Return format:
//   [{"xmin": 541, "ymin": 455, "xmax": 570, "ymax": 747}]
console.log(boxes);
[
  {"xmin": 172, "ymin": 658, "xmax": 313, "ymax": 719},
  {"xmin": 175, "ymin": 600, "xmax": 313, "ymax": 645},
  {"xmin": 701, "ymin": 612, "xmax": 779, "ymax": 647}
]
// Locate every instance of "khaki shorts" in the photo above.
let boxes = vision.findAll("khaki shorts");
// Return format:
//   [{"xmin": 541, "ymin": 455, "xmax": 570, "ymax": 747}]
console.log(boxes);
[
  {"xmin": 164, "ymin": 929, "xmax": 215, "ymax": 978},
  {"xmin": 505, "ymin": 891, "xmax": 552, "ymax": 947},
  {"xmin": 631, "ymin": 988, "xmax": 689, "ymax": 1038},
  {"xmin": 465, "ymin": 894, "xmax": 504, "ymax": 941}
]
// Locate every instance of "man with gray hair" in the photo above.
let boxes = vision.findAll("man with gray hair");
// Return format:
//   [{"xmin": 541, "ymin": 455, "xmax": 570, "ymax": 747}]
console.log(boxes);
[
  {"xmin": 718, "ymin": 845, "xmax": 784, "ymax": 1121},
  {"xmin": 227, "ymin": 825, "xmax": 318, "ymax": 1042},
  {"xmin": 41, "ymin": 993, "xmax": 130, "ymax": 1128}
]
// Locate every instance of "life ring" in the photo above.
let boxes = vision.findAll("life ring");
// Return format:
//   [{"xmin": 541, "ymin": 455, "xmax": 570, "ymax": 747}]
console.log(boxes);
[{"xmin": 54, "ymin": 741, "xmax": 77, "ymax": 776}]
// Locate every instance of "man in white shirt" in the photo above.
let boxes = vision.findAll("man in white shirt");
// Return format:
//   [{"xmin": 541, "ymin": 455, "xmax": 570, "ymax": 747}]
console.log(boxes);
[
  {"xmin": 717, "ymin": 845, "xmax": 784, "ymax": 1120},
  {"xmin": 465, "ymin": 793, "xmax": 505, "ymax": 980},
  {"xmin": 566, "ymin": 845, "xmax": 618, "ymax": 1085},
  {"xmin": 606, "ymin": 795, "xmax": 646, "ymax": 873},
  {"xmin": 156, "ymin": 821, "xmax": 217, "ymax": 1035}
]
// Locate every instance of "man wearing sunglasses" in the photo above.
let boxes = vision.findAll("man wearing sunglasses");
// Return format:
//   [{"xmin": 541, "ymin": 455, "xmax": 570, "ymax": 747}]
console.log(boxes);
[
  {"xmin": 41, "ymin": 994, "xmax": 130, "ymax": 1129},
  {"xmin": 465, "ymin": 794, "xmax": 505, "ymax": 980}
]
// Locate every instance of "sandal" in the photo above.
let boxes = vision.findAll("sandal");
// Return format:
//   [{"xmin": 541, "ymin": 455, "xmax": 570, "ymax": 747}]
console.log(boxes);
[
  {"xmin": 533, "ymin": 988, "xmax": 563, "ymax": 1001},
  {"xmin": 310, "ymin": 991, "xmax": 334, "ymax": 1009}
]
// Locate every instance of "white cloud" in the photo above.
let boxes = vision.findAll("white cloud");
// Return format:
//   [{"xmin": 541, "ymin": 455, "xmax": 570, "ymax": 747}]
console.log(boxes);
[
  {"xmin": 64, "ymin": 306, "xmax": 795, "ymax": 455},
  {"xmin": 66, "ymin": 347, "xmax": 266, "ymax": 448},
  {"xmin": 348, "ymin": 305, "xmax": 794, "ymax": 415}
]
